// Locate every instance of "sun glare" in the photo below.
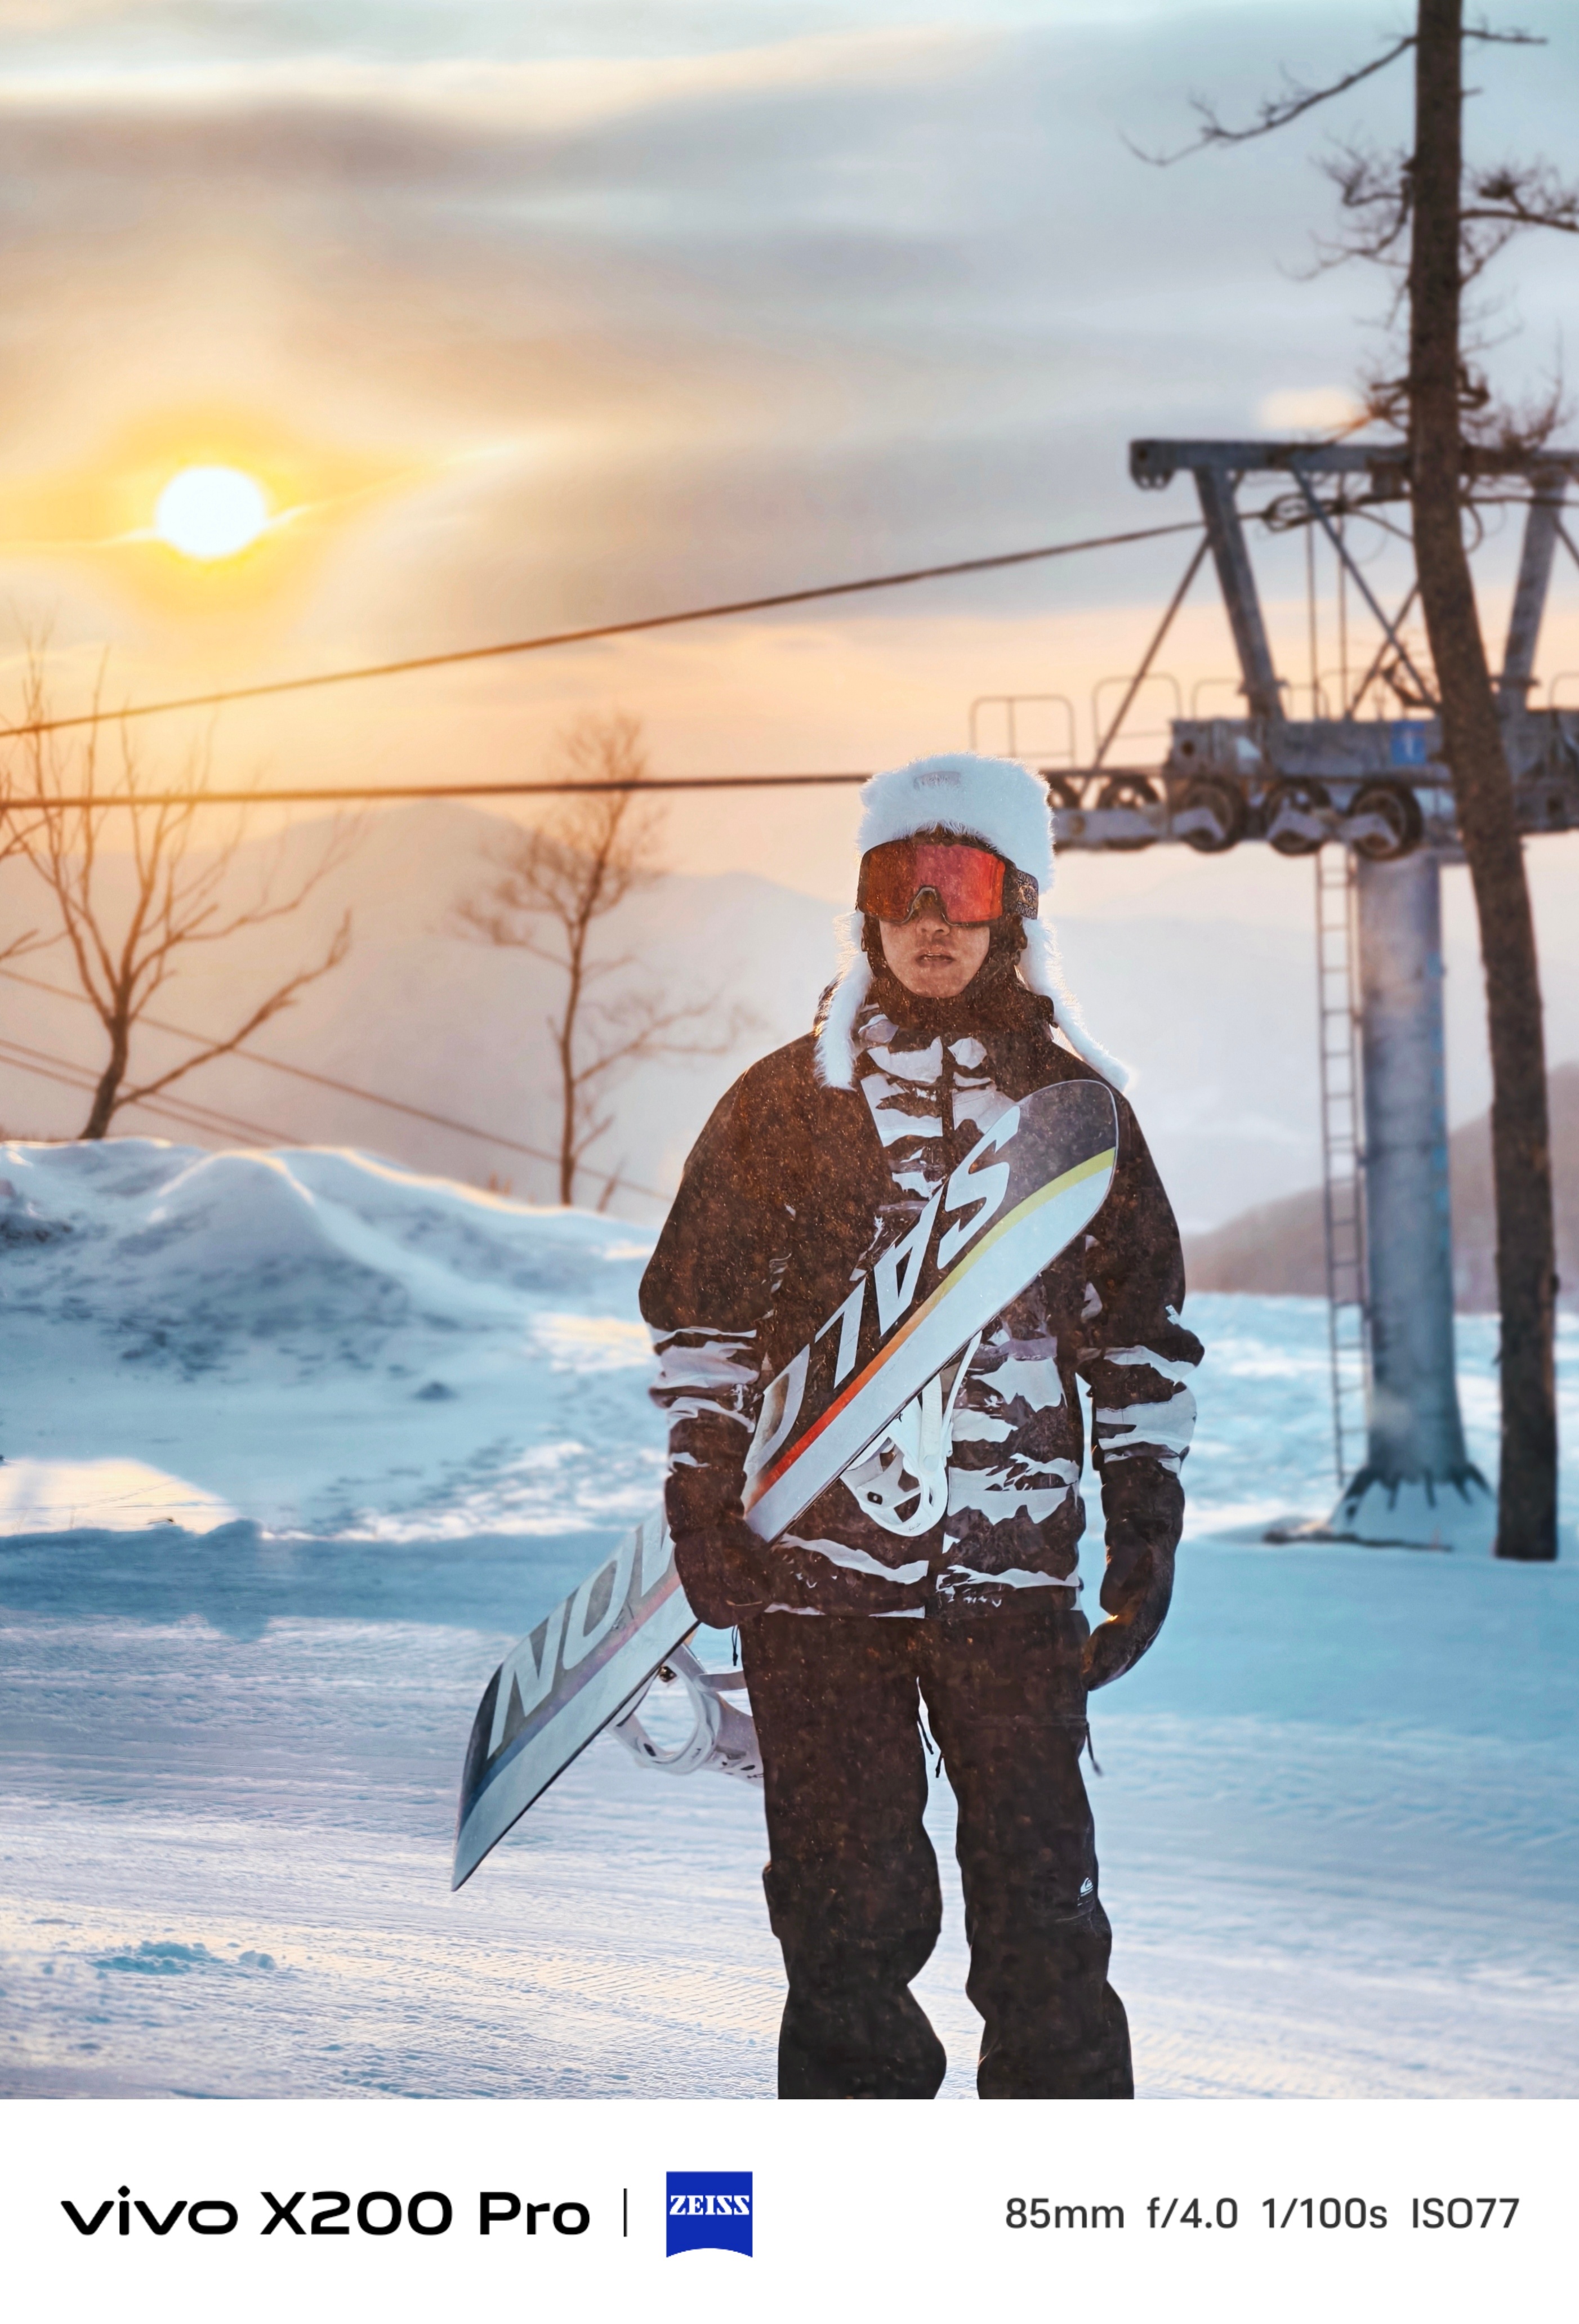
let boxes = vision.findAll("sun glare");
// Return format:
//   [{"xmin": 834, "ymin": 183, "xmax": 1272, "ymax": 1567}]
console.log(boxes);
[{"xmin": 154, "ymin": 465, "xmax": 270, "ymax": 560}]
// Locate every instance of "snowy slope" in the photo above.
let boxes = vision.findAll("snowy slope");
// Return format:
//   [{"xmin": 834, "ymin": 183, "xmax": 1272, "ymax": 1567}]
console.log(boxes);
[
  {"xmin": 1, "ymin": 1138, "xmax": 1577, "ymax": 2101},
  {"xmin": 0, "ymin": 1137, "xmax": 661, "ymax": 1550}
]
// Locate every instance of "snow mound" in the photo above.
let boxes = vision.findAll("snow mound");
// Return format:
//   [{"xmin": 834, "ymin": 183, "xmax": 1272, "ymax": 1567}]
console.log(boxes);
[
  {"xmin": 5, "ymin": 1140, "xmax": 637, "ymax": 1366},
  {"xmin": 0, "ymin": 1137, "xmax": 662, "ymax": 1541},
  {"xmin": 0, "ymin": 1459, "xmax": 238, "ymax": 1535}
]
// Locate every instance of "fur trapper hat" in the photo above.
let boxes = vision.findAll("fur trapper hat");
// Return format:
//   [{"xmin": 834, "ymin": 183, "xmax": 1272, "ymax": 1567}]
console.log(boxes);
[{"xmin": 814, "ymin": 751, "xmax": 1130, "ymax": 1092}]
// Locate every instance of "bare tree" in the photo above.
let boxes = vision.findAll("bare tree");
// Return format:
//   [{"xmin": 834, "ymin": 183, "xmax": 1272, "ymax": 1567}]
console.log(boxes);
[
  {"xmin": 1149, "ymin": 3, "xmax": 1576, "ymax": 1559},
  {"xmin": 454, "ymin": 712, "xmax": 746, "ymax": 1207},
  {"xmin": 5, "ymin": 654, "xmax": 355, "ymax": 1139},
  {"xmin": 0, "ymin": 745, "xmax": 51, "ymax": 969}
]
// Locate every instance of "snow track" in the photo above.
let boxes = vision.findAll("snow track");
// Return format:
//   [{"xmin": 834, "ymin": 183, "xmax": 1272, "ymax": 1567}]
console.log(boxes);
[{"xmin": 1, "ymin": 1142, "xmax": 1576, "ymax": 2099}]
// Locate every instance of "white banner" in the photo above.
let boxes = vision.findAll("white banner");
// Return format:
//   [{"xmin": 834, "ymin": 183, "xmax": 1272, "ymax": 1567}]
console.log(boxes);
[{"xmin": 3, "ymin": 2097, "xmax": 1565, "ymax": 2324}]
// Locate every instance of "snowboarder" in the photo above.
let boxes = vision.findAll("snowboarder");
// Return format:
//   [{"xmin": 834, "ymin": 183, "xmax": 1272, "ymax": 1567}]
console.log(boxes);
[{"xmin": 640, "ymin": 753, "xmax": 1201, "ymax": 2098}]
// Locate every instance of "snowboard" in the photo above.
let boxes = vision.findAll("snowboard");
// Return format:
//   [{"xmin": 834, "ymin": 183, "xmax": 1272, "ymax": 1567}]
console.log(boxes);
[{"xmin": 451, "ymin": 1076, "xmax": 1118, "ymax": 1889}]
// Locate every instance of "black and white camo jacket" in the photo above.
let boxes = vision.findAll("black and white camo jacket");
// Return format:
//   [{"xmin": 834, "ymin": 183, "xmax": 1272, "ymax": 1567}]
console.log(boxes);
[{"xmin": 639, "ymin": 968, "xmax": 1203, "ymax": 1620}]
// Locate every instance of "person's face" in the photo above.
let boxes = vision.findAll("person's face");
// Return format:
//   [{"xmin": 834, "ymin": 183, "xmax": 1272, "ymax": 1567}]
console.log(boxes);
[{"xmin": 878, "ymin": 903, "xmax": 993, "ymax": 998}]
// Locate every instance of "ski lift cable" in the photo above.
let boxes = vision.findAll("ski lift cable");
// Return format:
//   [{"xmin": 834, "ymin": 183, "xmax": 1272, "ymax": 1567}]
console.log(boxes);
[
  {"xmin": 0, "ymin": 519, "xmax": 1207, "ymax": 745},
  {"xmin": 12, "ymin": 770, "xmax": 877, "ymax": 810},
  {"xmin": 0, "ymin": 964, "xmax": 672, "ymax": 1200},
  {"xmin": 0, "ymin": 485, "xmax": 1542, "ymax": 771}
]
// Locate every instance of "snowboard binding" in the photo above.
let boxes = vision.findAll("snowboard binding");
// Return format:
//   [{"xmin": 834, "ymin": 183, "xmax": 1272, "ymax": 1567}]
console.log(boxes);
[{"xmin": 609, "ymin": 1643, "xmax": 764, "ymax": 1784}]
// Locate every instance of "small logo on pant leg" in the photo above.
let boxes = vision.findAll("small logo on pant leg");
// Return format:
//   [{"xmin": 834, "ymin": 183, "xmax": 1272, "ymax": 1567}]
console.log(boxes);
[{"xmin": 666, "ymin": 2173, "xmax": 753, "ymax": 2257}]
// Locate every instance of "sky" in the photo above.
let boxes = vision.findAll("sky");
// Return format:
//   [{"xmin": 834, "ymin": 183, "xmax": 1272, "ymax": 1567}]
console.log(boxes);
[{"xmin": 0, "ymin": 0, "xmax": 1577, "ymax": 908}]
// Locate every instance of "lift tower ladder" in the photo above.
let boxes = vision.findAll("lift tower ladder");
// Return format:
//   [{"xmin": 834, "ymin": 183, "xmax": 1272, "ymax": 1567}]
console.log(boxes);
[{"xmin": 1314, "ymin": 844, "xmax": 1368, "ymax": 1487}]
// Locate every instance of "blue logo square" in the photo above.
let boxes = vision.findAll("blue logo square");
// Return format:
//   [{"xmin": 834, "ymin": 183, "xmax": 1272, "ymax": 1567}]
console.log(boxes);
[
  {"xmin": 666, "ymin": 2173, "xmax": 753, "ymax": 2257},
  {"xmin": 1389, "ymin": 721, "xmax": 1430, "ymax": 767}
]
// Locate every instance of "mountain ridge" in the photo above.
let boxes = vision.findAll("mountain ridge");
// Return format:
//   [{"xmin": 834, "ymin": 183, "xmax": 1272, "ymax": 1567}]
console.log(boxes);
[{"xmin": 1185, "ymin": 1062, "xmax": 1579, "ymax": 1312}]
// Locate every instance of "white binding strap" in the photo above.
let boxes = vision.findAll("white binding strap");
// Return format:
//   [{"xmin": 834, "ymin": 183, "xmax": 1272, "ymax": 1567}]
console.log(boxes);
[{"xmin": 838, "ymin": 1332, "xmax": 983, "ymax": 1536}]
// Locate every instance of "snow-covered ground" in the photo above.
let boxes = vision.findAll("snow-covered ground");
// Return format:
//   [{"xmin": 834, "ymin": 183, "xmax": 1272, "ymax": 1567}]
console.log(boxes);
[{"xmin": 2, "ymin": 1138, "xmax": 1577, "ymax": 2100}]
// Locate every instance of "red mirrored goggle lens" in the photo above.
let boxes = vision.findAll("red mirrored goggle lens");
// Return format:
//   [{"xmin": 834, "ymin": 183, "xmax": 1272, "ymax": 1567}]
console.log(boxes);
[{"xmin": 858, "ymin": 839, "xmax": 1007, "ymax": 924}]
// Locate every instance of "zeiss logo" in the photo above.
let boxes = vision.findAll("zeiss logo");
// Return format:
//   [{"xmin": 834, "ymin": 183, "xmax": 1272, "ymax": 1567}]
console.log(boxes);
[{"xmin": 666, "ymin": 2173, "xmax": 753, "ymax": 2258}]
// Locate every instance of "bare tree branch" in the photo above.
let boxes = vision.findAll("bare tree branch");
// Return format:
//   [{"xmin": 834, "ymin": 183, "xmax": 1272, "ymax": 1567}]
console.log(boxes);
[
  {"xmin": 0, "ymin": 710, "xmax": 51, "ymax": 962},
  {"xmin": 1318, "ymin": 141, "xmax": 1413, "ymax": 266},
  {"xmin": 2, "ymin": 643, "xmax": 359, "ymax": 1139},
  {"xmin": 452, "ymin": 710, "xmax": 753, "ymax": 1205},
  {"xmin": 1460, "ymin": 21, "xmax": 1544, "ymax": 45},
  {"xmin": 1174, "ymin": 74, "xmax": 1579, "ymax": 450},
  {"xmin": 1462, "ymin": 160, "xmax": 1579, "ymax": 234},
  {"xmin": 116, "ymin": 913, "xmax": 352, "ymax": 1108},
  {"xmin": 1130, "ymin": 35, "xmax": 1416, "ymax": 166}
]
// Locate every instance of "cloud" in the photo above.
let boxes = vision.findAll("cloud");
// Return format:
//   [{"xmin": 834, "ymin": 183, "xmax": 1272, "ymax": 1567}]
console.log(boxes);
[
  {"xmin": 0, "ymin": 0, "xmax": 138, "ymax": 23},
  {"xmin": 0, "ymin": 25, "xmax": 971, "ymax": 135},
  {"xmin": 0, "ymin": 0, "xmax": 1573, "ymax": 667}
]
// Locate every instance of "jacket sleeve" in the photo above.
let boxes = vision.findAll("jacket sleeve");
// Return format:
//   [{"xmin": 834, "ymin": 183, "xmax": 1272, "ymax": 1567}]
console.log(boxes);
[
  {"xmin": 638, "ymin": 1063, "xmax": 800, "ymax": 1538},
  {"xmin": 1072, "ymin": 1092, "xmax": 1204, "ymax": 1610}
]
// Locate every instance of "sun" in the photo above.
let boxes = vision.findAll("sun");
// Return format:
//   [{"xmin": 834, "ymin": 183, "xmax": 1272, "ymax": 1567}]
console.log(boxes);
[{"xmin": 154, "ymin": 465, "xmax": 271, "ymax": 561}]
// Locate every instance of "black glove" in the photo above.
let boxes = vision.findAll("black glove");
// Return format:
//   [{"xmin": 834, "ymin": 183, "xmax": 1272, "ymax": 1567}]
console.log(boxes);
[
  {"xmin": 672, "ymin": 1518, "xmax": 775, "ymax": 1630},
  {"xmin": 1082, "ymin": 1540, "xmax": 1175, "ymax": 1691}
]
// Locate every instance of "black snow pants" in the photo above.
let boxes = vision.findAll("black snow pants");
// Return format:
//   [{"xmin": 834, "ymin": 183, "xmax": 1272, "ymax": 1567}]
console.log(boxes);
[{"xmin": 739, "ymin": 1608, "xmax": 1133, "ymax": 2100}]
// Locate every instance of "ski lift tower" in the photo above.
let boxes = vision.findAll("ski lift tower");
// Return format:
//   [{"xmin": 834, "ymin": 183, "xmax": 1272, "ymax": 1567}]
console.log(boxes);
[{"xmin": 1002, "ymin": 440, "xmax": 1579, "ymax": 1548}]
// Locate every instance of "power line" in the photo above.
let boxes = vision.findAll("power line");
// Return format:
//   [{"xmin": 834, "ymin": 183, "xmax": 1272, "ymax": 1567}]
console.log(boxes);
[
  {"xmin": 0, "ymin": 963, "xmax": 672, "ymax": 1201},
  {"xmin": 0, "ymin": 1033, "xmax": 304, "ymax": 1149},
  {"xmin": 7, "ymin": 770, "xmax": 873, "ymax": 810},
  {"xmin": 0, "ymin": 519, "xmax": 1205, "ymax": 743},
  {"xmin": 0, "ymin": 1030, "xmax": 667, "ymax": 1202}
]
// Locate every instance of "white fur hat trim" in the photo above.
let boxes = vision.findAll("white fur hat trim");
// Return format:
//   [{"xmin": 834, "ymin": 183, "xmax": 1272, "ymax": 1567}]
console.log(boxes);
[
  {"xmin": 857, "ymin": 753, "xmax": 1054, "ymax": 888},
  {"xmin": 1020, "ymin": 914, "xmax": 1131, "ymax": 1090},
  {"xmin": 814, "ymin": 913, "xmax": 873, "ymax": 1091}
]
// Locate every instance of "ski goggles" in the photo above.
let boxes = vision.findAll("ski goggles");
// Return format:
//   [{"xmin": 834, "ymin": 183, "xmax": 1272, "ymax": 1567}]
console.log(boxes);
[{"xmin": 857, "ymin": 837, "xmax": 1038, "ymax": 925}]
